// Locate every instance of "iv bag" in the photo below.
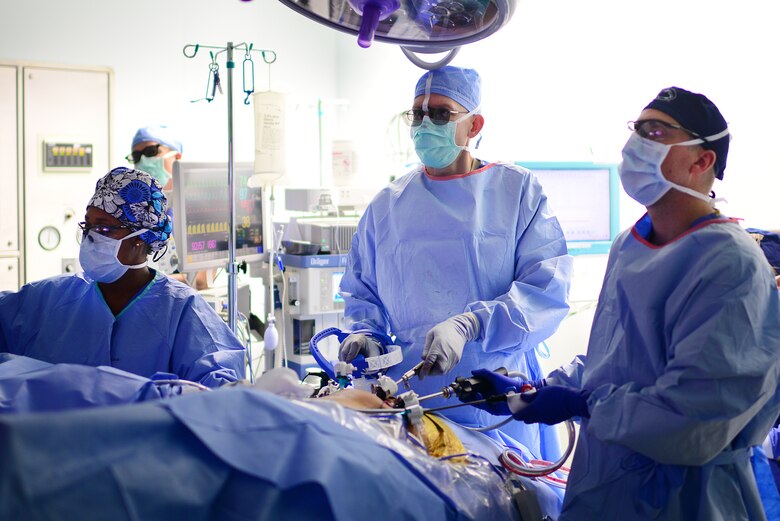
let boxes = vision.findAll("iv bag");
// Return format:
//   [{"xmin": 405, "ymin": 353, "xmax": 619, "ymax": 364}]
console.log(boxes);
[{"xmin": 253, "ymin": 91, "xmax": 286, "ymax": 185}]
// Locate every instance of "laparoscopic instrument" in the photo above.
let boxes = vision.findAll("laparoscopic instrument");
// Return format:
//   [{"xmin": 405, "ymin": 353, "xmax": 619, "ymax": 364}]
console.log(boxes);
[{"xmin": 308, "ymin": 328, "xmax": 576, "ymax": 480}]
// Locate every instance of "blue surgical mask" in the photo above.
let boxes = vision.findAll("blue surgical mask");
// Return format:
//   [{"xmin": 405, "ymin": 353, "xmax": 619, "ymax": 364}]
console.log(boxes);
[
  {"xmin": 618, "ymin": 132, "xmax": 728, "ymax": 206},
  {"xmin": 411, "ymin": 117, "xmax": 465, "ymax": 169},
  {"xmin": 135, "ymin": 151, "xmax": 176, "ymax": 188},
  {"xmin": 79, "ymin": 229, "xmax": 148, "ymax": 283},
  {"xmin": 411, "ymin": 110, "xmax": 480, "ymax": 169}
]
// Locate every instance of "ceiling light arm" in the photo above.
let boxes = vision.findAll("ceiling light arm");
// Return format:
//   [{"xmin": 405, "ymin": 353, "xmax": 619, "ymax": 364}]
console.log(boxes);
[{"xmin": 400, "ymin": 47, "xmax": 460, "ymax": 70}]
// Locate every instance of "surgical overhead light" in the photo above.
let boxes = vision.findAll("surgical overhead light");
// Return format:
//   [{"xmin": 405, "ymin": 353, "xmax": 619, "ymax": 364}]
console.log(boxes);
[{"xmin": 273, "ymin": 0, "xmax": 517, "ymax": 69}]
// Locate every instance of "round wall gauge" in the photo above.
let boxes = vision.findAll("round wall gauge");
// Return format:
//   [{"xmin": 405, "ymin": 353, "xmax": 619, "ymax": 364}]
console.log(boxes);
[{"xmin": 38, "ymin": 226, "xmax": 61, "ymax": 251}]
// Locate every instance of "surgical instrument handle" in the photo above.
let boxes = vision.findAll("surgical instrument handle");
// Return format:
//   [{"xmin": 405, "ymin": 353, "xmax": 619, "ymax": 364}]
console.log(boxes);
[{"xmin": 446, "ymin": 367, "xmax": 509, "ymax": 401}]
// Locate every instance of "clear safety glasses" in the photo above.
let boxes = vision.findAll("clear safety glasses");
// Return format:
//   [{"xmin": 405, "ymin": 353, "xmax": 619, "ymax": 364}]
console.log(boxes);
[
  {"xmin": 77, "ymin": 222, "xmax": 140, "ymax": 242},
  {"xmin": 628, "ymin": 119, "xmax": 702, "ymax": 143}
]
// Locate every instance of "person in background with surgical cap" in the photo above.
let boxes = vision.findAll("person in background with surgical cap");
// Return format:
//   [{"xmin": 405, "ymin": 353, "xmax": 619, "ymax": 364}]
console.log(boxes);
[
  {"xmin": 338, "ymin": 66, "xmax": 572, "ymax": 461},
  {"xmin": 129, "ymin": 125, "xmax": 181, "ymax": 191},
  {"xmin": 471, "ymin": 87, "xmax": 780, "ymax": 520},
  {"xmin": 0, "ymin": 167, "xmax": 245, "ymax": 388},
  {"xmin": 128, "ymin": 125, "xmax": 208, "ymax": 290}
]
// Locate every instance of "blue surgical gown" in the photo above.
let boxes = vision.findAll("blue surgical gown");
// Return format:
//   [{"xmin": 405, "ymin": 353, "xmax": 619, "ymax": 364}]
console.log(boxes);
[
  {"xmin": 340, "ymin": 162, "xmax": 572, "ymax": 459},
  {"xmin": 549, "ymin": 215, "xmax": 780, "ymax": 520},
  {"xmin": 0, "ymin": 271, "xmax": 245, "ymax": 388}
]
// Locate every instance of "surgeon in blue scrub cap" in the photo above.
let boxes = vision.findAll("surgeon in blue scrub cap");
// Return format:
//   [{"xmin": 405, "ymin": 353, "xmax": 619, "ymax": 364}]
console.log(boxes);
[
  {"xmin": 338, "ymin": 66, "xmax": 573, "ymax": 461},
  {"xmin": 128, "ymin": 125, "xmax": 182, "ymax": 191},
  {"xmin": 0, "ymin": 167, "xmax": 245, "ymax": 388},
  {"xmin": 471, "ymin": 87, "xmax": 780, "ymax": 520}
]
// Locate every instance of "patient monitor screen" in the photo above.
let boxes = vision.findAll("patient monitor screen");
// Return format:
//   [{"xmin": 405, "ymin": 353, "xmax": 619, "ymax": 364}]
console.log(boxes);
[
  {"xmin": 531, "ymin": 168, "xmax": 612, "ymax": 242},
  {"xmin": 172, "ymin": 161, "xmax": 263, "ymax": 271}
]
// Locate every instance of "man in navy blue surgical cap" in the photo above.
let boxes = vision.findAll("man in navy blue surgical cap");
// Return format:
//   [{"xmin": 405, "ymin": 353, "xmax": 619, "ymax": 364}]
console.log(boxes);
[
  {"xmin": 470, "ymin": 87, "xmax": 780, "ymax": 520},
  {"xmin": 0, "ymin": 167, "xmax": 245, "ymax": 388},
  {"xmin": 338, "ymin": 66, "xmax": 572, "ymax": 463}
]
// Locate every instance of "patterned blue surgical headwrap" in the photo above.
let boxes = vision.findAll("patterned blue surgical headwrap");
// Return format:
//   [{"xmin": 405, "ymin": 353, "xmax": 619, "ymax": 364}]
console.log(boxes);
[{"xmin": 87, "ymin": 167, "xmax": 173, "ymax": 253}]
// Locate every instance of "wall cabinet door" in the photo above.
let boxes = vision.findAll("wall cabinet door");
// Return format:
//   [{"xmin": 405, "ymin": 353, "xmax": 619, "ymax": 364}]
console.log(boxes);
[
  {"xmin": 0, "ymin": 66, "xmax": 19, "ymax": 257},
  {"xmin": 0, "ymin": 257, "xmax": 19, "ymax": 291},
  {"xmin": 23, "ymin": 67, "xmax": 109, "ymax": 283}
]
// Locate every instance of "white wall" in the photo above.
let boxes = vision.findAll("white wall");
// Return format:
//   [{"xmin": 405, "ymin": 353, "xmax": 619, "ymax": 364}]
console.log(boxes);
[
  {"xmin": 333, "ymin": 0, "xmax": 780, "ymax": 230},
  {"xmin": 4, "ymin": 0, "xmax": 775, "ymax": 223},
  {"xmin": 328, "ymin": 0, "xmax": 780, "ymax": 367},
  {"xmin": 0, "ymin": 0, "xmax": 341, "ymax": 187}
]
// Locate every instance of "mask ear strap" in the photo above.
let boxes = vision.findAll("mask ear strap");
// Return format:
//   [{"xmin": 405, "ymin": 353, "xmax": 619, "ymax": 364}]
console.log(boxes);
[
  {"xmin": 454, "ymin": 105, "xmax": 480, "ymax": 124},
  {"xmin": 676, "ymin": 128, "xmax": 730, "ymax": 147},
  {"xmin": 455, "ymin": 106, "xmax": 482, "ymax": 155},
  {"xmin": 123, "ymin": 228, "xmax": 148, "ymax": 241}
]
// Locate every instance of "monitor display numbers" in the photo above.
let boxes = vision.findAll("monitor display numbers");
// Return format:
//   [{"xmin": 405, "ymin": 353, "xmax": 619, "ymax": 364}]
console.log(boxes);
[{"xmin": 173, "ymin": 162, "xmax": 264, "ymax": 271}]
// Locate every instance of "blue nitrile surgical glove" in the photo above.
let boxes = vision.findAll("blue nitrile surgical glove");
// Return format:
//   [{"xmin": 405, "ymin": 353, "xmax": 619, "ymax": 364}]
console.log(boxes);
[
  {"xmin": 466, "ymin": 368, "xmax": 547, "ymax": 416},
  {"xmin": 338, "ymin": 333, "xmax": 383, "ymax": 363},
  {"xmin": 419, "ymin": 312, "xmax": 480, "ymax": 380},
  {"xmin": 508, "ymin": 385, "xmax": 591, "ymax": 425}
]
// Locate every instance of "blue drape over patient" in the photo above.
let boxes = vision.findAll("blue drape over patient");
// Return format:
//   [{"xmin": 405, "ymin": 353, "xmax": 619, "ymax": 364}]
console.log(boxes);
[{"xmin": 0, "ymin": 356, "xmax": 562, "ymax": 521}]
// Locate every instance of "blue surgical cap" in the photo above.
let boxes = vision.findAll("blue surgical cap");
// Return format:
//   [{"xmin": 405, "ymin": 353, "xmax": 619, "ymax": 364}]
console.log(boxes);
[
  {"xmin": 131, "ymin": 126, "xmax": 183, "ymax": 154},
  {"xmin": 414, "ymin": 66, "xmax": 481, "ymax": 112},
  {"xmin": 645, "ymin": 87, "xmax": 729, "ymax": 179}
]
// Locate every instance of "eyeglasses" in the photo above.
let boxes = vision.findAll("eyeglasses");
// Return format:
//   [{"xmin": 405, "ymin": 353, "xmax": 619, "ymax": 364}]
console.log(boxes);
[
  {"xmin": 125, "ymin": 144, "xmax": 161, "ymax": 163},
  {"xmin": 77, "ymin": 221, "xmax": 139, "ymax": 239},
  {"xmin": 627, "ymin": 119, "xmax": 702, "ymax": 142},
  {"xmin": 403, "ymin": 108, "xmax": 466, "ymax": 126}
]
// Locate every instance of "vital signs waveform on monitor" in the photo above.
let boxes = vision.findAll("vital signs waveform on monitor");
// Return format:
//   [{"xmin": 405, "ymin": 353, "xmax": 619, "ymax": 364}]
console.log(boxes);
[{"xmin": 172, "ymin": 161, "xmax": 263, "ymax": 272}]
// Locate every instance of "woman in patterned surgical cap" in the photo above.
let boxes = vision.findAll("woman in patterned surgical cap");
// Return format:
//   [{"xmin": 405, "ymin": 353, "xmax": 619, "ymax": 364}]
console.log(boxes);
[
  {"xmin": 80, "ymin": 166, "xmax": 173, "ymax": 284},
  {"xmin": 0, "ymin": 167, "xmax": 246, "ymax": 388}
]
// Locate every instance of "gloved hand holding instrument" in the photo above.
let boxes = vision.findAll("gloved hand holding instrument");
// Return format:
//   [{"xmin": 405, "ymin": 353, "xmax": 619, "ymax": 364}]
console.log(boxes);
[{"xmin": 419, "ymin": 312, "xmax": 481, "ymax": 380}]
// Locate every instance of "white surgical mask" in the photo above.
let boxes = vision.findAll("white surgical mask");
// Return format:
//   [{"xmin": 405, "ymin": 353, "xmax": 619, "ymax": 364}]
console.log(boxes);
[
  {"xmin": 79, "ymin": 229, "xmax": 148, "ymax": 283},
  {"xmin": 618, "ymin": 131, "xmax": 729, "ymax": 206},
  {"xmin": 135, "ymin": 151, "xmax": 176, "ymax": 188}
]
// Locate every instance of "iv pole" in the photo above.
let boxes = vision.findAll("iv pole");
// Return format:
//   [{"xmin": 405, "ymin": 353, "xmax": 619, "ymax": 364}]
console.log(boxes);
[{"xmin": 182, "ymin": 42, "xmax": 277, "ymax": 335}]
